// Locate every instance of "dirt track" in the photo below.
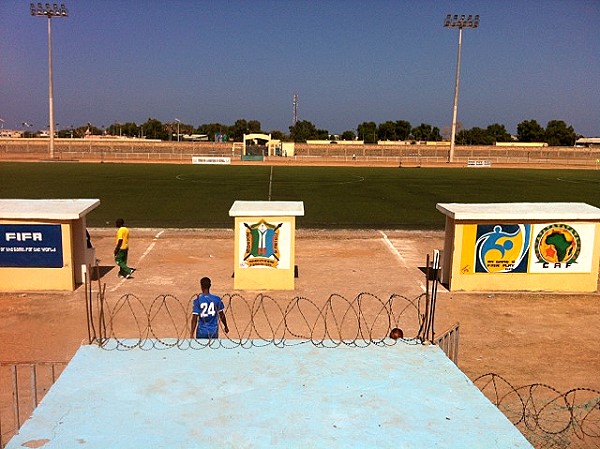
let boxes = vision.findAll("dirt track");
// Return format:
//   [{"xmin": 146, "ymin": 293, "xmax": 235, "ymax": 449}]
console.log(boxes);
[{"xmin": 0, "ymin": 228, "xmax": 598, "ymax": 393}]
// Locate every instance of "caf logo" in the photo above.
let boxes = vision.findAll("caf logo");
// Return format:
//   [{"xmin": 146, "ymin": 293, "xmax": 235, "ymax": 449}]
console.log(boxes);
[{"xmin": 534, "ymin": 224, "xmax": 580, "ymax": 264}]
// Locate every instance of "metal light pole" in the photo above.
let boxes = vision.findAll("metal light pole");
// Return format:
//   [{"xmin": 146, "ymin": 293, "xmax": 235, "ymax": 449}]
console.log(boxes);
[
  {"xmin": 175, "ymin": 118, "xmax": 181, "ymax": 142},
  {"xmin": 444, "ymin": 14, "xmax": 479, "ymax": 163},
  {"xmin": 30, "ymin": 3, "xmax": 69, "ymax": 159}
]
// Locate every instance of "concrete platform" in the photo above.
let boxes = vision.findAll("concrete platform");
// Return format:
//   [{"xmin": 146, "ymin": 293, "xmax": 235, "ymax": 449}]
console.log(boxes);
[{"xmin": 6, "ymin": 340, "xmax": 533, "ymax": 448}]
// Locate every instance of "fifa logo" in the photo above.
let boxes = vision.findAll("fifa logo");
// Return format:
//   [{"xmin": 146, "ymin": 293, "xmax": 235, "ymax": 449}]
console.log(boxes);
[{"xmin": 5, "ymin": 232, "xmax": 43, "ymax": 242}]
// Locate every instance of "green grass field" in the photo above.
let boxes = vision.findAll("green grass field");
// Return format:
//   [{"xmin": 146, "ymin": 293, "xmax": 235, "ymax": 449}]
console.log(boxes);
[{"xmin": 0, "ymin": 162, "xmax": 598, "ymax": 229}]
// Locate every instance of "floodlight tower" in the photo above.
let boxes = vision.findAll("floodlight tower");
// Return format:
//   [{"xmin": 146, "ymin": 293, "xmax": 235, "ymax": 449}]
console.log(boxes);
[
  {"xmin": 175, "ymin": 118, "xmax": 181, "ymax": 142},
  {"xmin": 30, "ymin": 3, "xmax": 69, "ymax": 159},
  {"xmin": 443, "ymin": 14, "xmax": 479, "ymax": 163},
  {"xmin": 292, "ymin": 94, "xmax": 298, "ymax": 126}
]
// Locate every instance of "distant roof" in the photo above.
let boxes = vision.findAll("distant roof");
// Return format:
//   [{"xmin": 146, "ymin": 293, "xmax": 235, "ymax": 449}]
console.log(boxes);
[
  {"xmin": 243, "ymin": 133, "xmax": 271, "ymax": 142},
  {"xmin": 576, "ymin": 137, "xmax": 600, "ymax": 144}
]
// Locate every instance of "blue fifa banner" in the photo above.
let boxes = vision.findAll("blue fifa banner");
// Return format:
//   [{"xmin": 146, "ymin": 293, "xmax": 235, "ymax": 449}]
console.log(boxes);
[{"xmin": 0, "ymin": 224, "xmax": 63, "ymax": 268}]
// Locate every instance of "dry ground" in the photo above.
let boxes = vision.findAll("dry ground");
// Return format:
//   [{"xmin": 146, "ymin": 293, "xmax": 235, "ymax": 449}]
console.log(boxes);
[{"xmin": 0, "ymin": 229, "xmax": 598, "ymax": 393}]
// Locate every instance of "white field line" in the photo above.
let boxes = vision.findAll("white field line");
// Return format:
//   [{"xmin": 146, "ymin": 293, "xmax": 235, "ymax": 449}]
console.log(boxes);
[
  {"xmin": 109, "ymin": 230, "xmax": 164, "ymax": 292},
  {"xmin": 138, "ymin": 230, "xmax": 164, "ymax": 262},
  {"xmin": 268, "ymin": 165, "xmax": 274, "ymax": 201},
  {"xmin": 379, "ymin": 230, "xmax": 426, "ymax": 292}
]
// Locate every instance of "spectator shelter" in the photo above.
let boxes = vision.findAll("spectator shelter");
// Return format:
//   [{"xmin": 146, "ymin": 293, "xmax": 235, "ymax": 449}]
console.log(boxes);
[
  {"xmin": 0, "ymin": 199, "xmax": 100, "ymax": 291},
  {"xmin": 436, "ymin": 202, "xmax": 600, "ymax": 292},
  {"xmin": 242, "ymin": 133, "xmax": 295, "ymax": 160},
  {"xmin": 229, "ymin": 200, "xmax": 304, "ymax": 290}
]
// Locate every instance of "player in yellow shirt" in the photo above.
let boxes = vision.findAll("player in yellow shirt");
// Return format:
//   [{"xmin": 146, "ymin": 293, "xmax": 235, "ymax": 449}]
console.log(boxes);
[{"xmin": 114, "ymin": 218, "xmax": 135, "ymax": 279}]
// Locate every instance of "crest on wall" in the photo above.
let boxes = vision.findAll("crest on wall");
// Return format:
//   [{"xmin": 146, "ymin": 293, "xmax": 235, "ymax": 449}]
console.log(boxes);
[
  {"xmin": 243, "ymin": 220, "xmax": 282, "ymax": 268},
  {"xmin": 534, "ymin": 223, "xmax": 580, "ymax": 265}
]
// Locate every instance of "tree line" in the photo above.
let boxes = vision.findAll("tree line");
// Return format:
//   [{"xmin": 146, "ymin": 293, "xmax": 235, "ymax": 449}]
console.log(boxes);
[{"xmin": 51, "ymin": 117, "xmax": 578, "ymax": 146}]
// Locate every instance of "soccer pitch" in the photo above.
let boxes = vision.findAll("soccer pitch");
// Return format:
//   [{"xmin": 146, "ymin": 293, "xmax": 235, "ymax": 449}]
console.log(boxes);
[{"xmin": 1, "ymin": 162, "xmax": 598, "ymax": 229}]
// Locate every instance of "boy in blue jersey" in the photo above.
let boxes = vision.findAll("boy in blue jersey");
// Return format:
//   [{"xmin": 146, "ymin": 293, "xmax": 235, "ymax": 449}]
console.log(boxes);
[{"xmin": 190, "ymin": 277, "xmax": 229, "ymax": 339}]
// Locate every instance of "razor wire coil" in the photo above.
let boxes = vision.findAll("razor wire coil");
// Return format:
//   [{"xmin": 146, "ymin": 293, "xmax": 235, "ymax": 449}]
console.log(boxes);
[
  {"xmin": 474, "ymin": 373, "xmax": 600, "ymax": 449},
  {"xmin": 91, "ymin": 291, "xmax": 427, "ymax": 350}
]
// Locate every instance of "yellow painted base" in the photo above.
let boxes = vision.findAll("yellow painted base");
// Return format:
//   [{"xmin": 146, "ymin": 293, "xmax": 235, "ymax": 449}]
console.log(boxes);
[
  {"xmin": 234, "ymin": 266, "xmax": 296, "ymax": 291},
  {"xmin": 450, "ymin": 270, "xmax": 599, "ymax": 292},
  {"xmin": 0, "ymin": 220, "xmax": 79, "ymax": 292},
  {"xmin": 233, "ymin": 216, "xmax": 297, "ymax": 291},
  {"xmin": 443, "ymin": 220, "xmax": 600, "ymax": 293},
  {"xmin": 0, "ymin": 266, "xmax": 74, "ymax": 291}
]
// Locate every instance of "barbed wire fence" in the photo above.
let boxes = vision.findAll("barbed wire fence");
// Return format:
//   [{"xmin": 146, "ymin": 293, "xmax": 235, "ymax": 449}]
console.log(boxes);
[
  {"xmin": 88, "ymin": 291, "xmax": 429, "ymax": 350},
  {"xmin": 474, "ymin": 373, "xmax": 600, "ymax": 449},
  {"xmin": 84, "ymin": 251, "xmax": 444, "ymax": 350}
]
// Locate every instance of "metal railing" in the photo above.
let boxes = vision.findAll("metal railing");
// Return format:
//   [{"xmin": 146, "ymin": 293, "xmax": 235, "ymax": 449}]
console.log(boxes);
[
  {"xmin": 0, "ymin": 361, "xmax": 67, "ymax": 448},
  {"xmin": 434, "ymin": 322, "xmax": 460, "ymax": 365}
]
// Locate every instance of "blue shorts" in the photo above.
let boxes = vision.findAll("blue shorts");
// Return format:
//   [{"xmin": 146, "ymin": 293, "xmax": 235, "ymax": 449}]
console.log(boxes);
[{"xmin": 195, "ymin": 332, "xmax": 218, "ymax": 339}]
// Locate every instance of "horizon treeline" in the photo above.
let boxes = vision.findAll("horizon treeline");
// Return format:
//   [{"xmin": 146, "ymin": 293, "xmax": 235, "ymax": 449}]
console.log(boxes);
[{"xmin": 46, "ymin": 117, "xmax": 579, "ymax": 146}]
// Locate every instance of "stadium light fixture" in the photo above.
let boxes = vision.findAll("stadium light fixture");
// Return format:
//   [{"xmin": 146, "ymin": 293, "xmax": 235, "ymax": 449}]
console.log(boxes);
[
  {"xmin": 444, "ymin": 14, "xmax": 479, "ymax": 163},
  {"xmin": 30, "ymin": 3, "xmax": 69, "ymax": 159}
]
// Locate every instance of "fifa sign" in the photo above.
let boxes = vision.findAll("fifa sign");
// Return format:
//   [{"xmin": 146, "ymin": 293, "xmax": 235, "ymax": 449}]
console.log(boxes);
[{"xmin": 0, "ymin": 224, "xmax": 63, "ymax": 267}]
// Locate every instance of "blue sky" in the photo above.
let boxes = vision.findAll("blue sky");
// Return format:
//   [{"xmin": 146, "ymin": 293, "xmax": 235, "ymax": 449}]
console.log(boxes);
[{"xmin": 1, "ymin": 0, "xmax": 599, "ymax": 136}]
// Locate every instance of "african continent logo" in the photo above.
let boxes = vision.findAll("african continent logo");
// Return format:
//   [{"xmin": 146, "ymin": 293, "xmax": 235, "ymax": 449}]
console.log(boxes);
[{"xmin": 534, "ymin": 224, "xmax": 580, "ymax": 264}]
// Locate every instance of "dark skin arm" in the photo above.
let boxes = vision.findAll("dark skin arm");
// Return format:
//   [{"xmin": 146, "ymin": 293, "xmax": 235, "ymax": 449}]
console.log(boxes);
[
  {"xmin": 219, "ymin": 310, "xmax": 229, "ymax": 334},
  {"xmin": 114, "ymin": 238, "xmax": 123, "ymax": 256},
  {"xmin": 190, "ymin": 314, "xmax": 199, "ymax": 338}
]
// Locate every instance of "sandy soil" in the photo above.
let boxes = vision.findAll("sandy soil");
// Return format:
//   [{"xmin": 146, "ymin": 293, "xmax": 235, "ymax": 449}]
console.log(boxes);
[{"xmin": 0, "ymin": 228, "xmax": 598, "ymax": 394}]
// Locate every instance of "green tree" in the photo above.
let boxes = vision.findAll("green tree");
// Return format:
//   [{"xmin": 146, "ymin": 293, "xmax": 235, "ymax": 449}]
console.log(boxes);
[
  {"xmin": 341, "ymin": 130, "xmax": 356, "ymax": 141},
  {"xmin": 357, "ymin": 121, "xmax": 377, "ymax": 143},
  {"xmin": 517, "ymin": 119, "xmax": 545, "ymax": 142},
  {"xmin": 247, "ymin": 120, "xmax": 262, "ymax": 134},
  {"xmin": 231, "ymin": 119, "xmax": 249, "ymax": 141},
  {"xmin": 119, "ymin": 122, "xmax": 139, "ymax": 138},
  {"xmin": 395, "ymin": 120, "xmax": 412, "ymax": 141},
  {"xmin": 457, "ymin": 127, "xmax": 488, "ymax": 145},
  {"xmin": 289, "ymin": 120, "xmax": 327, "ymax": 142},
  {"xmin": 377, "ymin": 121, "xmax": 397, "ymax": 141},
  {"xmin": 269, "ymin": 130, "xmax": 287, "ymax": 141},
  {"xmin": 197, "ymin": 123, "xmax": 230, "ymax": 141},
  {"xmin": 545, "ymin": 120, "xmax": 577, "ymax": 146},
  {"xmin": 455, "ymin": 124, "xmax": 511, "ymax": 145},
  {"xmin": 411, "ymin": 123, "xmax": 441, "ymax": 141},
  {"xmin": 316, "ymin": 128, "xmax": 329, "ymax": 140},
  {"xmin": 179, "ymin": 123, "xmax": 195, "ymax": 136},
  {"xmin": 106, "ymin": 122, "xmax": 133, "ymax": 137},
  {"xmin": 141, "ymin": 118, "xmax": 167, "ymax": 140},
  {"xmin": 485, "ymin": 123, "xmax": 512, "ymax": 143}
]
